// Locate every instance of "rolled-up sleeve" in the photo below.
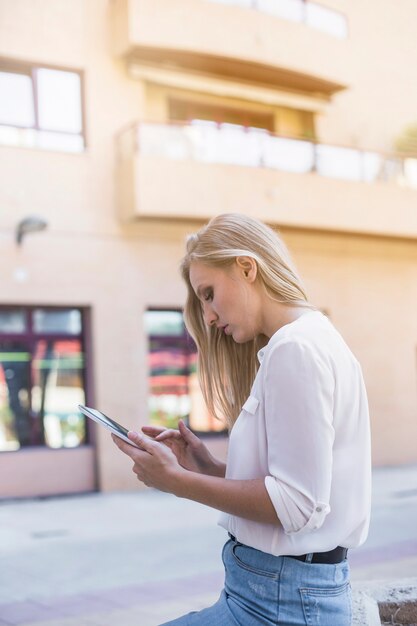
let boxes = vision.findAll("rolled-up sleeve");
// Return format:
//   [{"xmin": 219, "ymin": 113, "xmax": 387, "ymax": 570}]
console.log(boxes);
[{"xmin": 263, "ymin": 340, "xmax": 335, "ymax": 535}]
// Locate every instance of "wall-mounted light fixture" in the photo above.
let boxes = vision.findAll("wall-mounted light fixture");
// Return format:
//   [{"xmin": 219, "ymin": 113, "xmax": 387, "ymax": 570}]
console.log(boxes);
[{"xmin": 16, "ymin": 215, "xmax": 48, "ymax": 246}]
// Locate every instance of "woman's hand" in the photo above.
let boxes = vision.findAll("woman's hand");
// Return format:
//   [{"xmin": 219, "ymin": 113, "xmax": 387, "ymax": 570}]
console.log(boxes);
[
  {"xmin": 141, "ymin": 420, "xmax": 226, "ymax": 477},
  {"xmin": 111, "ymin": 431, "xmax": 187, "ymax": 492}
]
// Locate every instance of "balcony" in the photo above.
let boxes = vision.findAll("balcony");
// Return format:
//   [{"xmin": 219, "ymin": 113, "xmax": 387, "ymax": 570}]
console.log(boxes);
[
  {"xmin": 206, "ymin": 0, "xmax": 348, "ymax": 40},
  {"xmin": 112, "ymin": 0, "xmax": 350, "ymax": 97},
  {"xmin": 115, "ymin": 121, "xmax": 417, "ymax": 239}
]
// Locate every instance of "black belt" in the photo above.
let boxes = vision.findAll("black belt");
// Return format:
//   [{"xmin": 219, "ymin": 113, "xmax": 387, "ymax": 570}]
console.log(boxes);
[
  {"xmin": 228, "ymin": 535, "xmax": 347, "ymax": 564},
  {"xmin": 285, "ymin": 546, "xmax": 348, "ymax": 564}
]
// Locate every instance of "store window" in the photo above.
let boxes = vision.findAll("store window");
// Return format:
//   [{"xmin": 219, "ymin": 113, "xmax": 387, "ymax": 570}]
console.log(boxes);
[
  {"xmin": 145, "ymin": 309, "xmax": 226, "ymax": 434},
  {"xmin": 0, "ymin": 307, "xmax": 87, "ymax": 451},
  {"xmin": 0, "ymin": 59, "xmax": 85, "ymax": 152}
]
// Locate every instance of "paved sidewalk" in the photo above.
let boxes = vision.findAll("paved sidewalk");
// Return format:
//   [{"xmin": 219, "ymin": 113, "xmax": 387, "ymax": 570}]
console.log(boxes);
[{"xmin": 0, "ymin": 464, "xmax": 416, "ymax": 625}]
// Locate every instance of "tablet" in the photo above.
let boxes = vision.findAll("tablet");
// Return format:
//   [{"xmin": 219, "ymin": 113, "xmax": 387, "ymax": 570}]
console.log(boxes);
[{"xmin": 78, "ymin": 404, "xmax": 141, "ymax": 448}]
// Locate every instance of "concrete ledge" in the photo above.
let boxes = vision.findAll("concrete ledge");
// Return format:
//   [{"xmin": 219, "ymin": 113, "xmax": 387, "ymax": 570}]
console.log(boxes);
[{"xmin": 352, "ymin": 578, "xmax": 417, "ymax": 625}]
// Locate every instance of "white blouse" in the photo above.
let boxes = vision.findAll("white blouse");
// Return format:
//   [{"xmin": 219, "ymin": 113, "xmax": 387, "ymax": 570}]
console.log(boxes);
[{"xmin": 218, "ymin": 310, "xmax": 372, "ymax": 556}]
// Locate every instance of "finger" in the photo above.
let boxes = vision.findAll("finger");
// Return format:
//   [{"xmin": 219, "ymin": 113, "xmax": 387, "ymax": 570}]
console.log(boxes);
[
  {"xmin": 178, "ymin": 419, "xmax": 199, "ymax": 443},
  {"xmin": 111, "ymin": 433, "xmax": 141, "ymax": 459},
  {"xmin": 128, "ymin": 430, "xmax": 155, "ymax": 453},
  {"xmin": 155, "ymin": 429, "xmax": 181, "ymax": 442},
  {"xmin": 142, "ymin": 425, "xmax": 166, "ymax": 437}
]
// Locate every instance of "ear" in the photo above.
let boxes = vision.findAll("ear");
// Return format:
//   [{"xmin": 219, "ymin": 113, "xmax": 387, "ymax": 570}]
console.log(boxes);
[{"xmin": 235, "ymin": 256, "xmax": 257, "ymax": 283}]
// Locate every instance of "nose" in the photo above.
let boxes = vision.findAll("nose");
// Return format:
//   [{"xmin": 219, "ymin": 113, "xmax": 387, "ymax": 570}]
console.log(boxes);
[{"xmin": 202, "ymin": 302, "xmax": 218, "ymax": 327}]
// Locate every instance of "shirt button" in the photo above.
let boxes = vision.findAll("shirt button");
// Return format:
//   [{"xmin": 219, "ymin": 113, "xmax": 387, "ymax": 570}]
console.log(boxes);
[{"xmin": 316, "ymin": 506, "xmax": 322, "ymax": 512}]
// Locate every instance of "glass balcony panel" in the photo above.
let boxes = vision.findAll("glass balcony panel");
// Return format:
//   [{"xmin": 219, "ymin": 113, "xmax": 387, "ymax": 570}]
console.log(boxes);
[
  {"xmin": 133, "ymin": 122, "xmax": 414, "ymax": 188},
  {"xmin": 139, "ymin": 123, "xmax": 192, "ymax": 160},
  {"xmin": 316, "ymin": 145, "xmax": 363, "ymax": 180},
  {"xmin": 188, "ymin": 119, "xmax": 220, "ymax": 162},
  {"xmin": 403, "ymin": 158, "xmax": 417, "ymax": 189},
  {"xmin": 259, "ymin": 0, "xmax": 304, "ymax": 22},
  {"xmin": 379, "ymin": 158, "xmax": 403, "ymax": 183},
  {"xmin": 263, "ymin": 136, "xmax": 314, "ymax": 173},
  {"xmin": 213, "ymin": 123, "xmax": 264, "ymax": 167},
  {"xmin": 306, "ymin": 3, "xmax": 348, "ymax": 39},
  {"xmin": 362, "ymin": 152, "xmax": 383, "ymax": 182},
  {"xmin": 207, "ymin": 0, "xmax": 252, "ymax": 7}
]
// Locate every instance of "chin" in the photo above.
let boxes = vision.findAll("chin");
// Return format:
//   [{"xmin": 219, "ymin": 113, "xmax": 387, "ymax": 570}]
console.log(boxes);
[{"xmin": 231, "ymin": 330, "xmax": 254, "ymax": 344}]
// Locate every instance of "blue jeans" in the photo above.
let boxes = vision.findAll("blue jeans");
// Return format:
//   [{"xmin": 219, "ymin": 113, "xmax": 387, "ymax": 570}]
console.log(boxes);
[{"xmin": 161, "ymin": 537, "xmax": 352, "ymax": 626}]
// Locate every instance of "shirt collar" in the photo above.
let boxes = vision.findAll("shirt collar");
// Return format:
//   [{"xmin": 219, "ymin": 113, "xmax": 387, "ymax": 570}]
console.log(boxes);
[{"xmin": 256, "ymin": 311, "xmax": 319, "ymax": 364}]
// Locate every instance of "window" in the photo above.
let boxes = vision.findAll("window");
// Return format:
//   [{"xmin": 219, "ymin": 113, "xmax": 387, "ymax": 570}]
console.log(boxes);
[
  {"xmin": 169, "ymin": 98, "xmax": 275, "ymax": 132},
  {"xmin": 145, "ymin": 309, "xmax": 226, "ymax": 433},
  {"xmin": 0, "ymin": 59, "xmax": 85, "ymax": 152},
  {"xmin": 169, "ymin": 98, "xmax": 315, "ymax": 140},
  {"xmin": 0, "ymin": 307, "xmax": 88, "ymax": 451}
]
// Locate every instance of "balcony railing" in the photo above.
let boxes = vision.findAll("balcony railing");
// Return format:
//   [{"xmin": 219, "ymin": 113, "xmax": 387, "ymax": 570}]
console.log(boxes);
[
  {"xmin": 118, "ymin": 121, "xmax": 417, "ymax": 190},
  {"xmin": 206, "ymin": 0, "xmax": 348, "ymax": 39}
]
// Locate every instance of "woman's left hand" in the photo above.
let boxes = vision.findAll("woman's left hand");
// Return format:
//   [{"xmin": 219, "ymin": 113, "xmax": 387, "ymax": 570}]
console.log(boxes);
[{"xmin": 111, "ymin": 431, "xmax": 187, "ymax": 492}]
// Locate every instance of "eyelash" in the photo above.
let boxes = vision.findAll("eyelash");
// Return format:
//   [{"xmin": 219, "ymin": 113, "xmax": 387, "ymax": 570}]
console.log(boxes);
[{"xmin": 203, "ymin": 290, "xmax": 213, "ymax": 302}]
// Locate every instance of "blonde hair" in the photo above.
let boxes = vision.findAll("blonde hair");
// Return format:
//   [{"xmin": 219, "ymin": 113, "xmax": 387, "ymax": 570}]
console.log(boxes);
[{"xmin": 180, "ymin": 213, "xmax": 312, "ymax": 429}]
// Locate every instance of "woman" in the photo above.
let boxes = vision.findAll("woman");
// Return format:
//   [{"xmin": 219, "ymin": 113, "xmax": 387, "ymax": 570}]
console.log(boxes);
[{"xmin": 112, "ymin": 213, "xmax": 372, "ymax": 625}]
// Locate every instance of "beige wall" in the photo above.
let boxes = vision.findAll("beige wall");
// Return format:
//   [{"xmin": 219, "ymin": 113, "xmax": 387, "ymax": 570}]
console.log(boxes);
[
  {"xmin": 284, "ymin": 229, "xmax": 417, "ymax": 467},
  {"xmin": 121, "ymin": 155, "xmax": 417, "ymax": 238},
  {"xmin": 0, "ymin": 0, "xmax": 417, "ymax": 496},
  {"xmin": 315, "ymin": 1, "xmax": 417, "ymax": 151}
]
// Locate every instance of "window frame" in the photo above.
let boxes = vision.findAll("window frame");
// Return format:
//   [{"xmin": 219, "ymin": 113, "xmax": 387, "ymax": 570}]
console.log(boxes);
[
  {"xmin": 0, "ymin": 56, "xmax": 87, "ymax": 149},
  {"xmin": 0, "ymin": 304, "xmax": 92, "ymax": 452}
]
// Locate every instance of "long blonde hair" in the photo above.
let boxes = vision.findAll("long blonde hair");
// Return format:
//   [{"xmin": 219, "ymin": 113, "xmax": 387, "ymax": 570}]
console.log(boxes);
[{"xmin": 180, "ymin": 213, "xmax": 312, "ymax": 429}]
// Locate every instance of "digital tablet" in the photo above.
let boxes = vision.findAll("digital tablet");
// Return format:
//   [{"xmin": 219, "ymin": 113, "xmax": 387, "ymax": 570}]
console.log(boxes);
[{"xmin": 78, "ymin": 404, "xmax": 141, "ymax": 448}]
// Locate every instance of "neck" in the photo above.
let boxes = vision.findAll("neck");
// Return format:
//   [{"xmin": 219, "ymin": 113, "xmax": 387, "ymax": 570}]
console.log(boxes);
[{"xmin": 261, "ymin": 302, "xmax": 312, "ymax": 339}]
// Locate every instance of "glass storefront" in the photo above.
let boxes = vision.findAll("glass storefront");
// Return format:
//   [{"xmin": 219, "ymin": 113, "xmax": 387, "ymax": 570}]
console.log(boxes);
[
  {"xmin": 145, "ymin": 309, "xmax": 226, "ymax": 433},
  {"xmin": 0, "ymin": 307, "xmax": 87, "ymax": 451}
]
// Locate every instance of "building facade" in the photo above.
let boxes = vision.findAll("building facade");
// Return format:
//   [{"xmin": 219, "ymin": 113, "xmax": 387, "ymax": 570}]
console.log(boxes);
[{"xmin": 0, "ymin": 0, "xmax": 416, "ymax": 498}]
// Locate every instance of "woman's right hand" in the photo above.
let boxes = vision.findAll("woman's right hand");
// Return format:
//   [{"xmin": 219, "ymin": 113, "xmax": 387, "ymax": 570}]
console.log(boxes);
[{"xmin": 141, "ymin": 420, "xmax": 225, "ymax": 477}]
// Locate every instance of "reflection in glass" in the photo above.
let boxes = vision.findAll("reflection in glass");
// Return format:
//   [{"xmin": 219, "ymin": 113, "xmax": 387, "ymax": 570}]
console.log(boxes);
[
  {"xmin": 32, "ymin": 339, "xmax": 86, "ymax": 448},
  {"xmin": 0, "ymin": 71, "xmax": 35, "ymax": 127},
  {"xmin": 144, "ymin": 310, "xmax": 184, "ymax": 337},
  {"xmin": 0, "ymin": 310, "xmax": 27, "ymax": 334},
  {"xmin": 37, "ymin": 68, "xmax": 82, "ymax": 134},
  {"xmin": 148, "ymin": 337, "xmax": 189, "ymax": 429},
  {"xmin": 33, "ymin": 309, "xmax": 82, "ymax": 335},
  {"xmin": 146, "ymin": 313, "xmax": 226, "ymax": 433},
  {"xmin": 0, "ymin": 340, "xmax": 31, "ymax": 451}
]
